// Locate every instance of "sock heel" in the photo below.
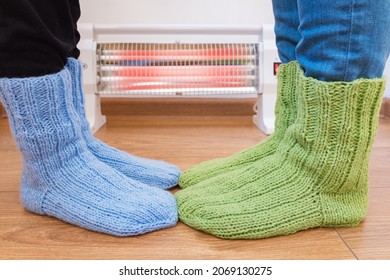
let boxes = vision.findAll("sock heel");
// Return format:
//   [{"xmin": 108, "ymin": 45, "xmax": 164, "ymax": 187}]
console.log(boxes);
[
  {"xmin": 20, "ymin": 172, "xmax": 46, "ymax": 215},
  {"xmin": 320, "ymin": 189, "xmax": 368, "ymax": 228}
]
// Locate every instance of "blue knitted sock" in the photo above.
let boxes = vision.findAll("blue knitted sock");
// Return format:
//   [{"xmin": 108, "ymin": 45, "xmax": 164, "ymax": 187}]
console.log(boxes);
[
  {"xmin": 0, "ymin": 68, "xmax": 178, "ymax": 236},
  {"xmin": 65, "ymin": 58, "xmax": 180, "ymax": 189}
]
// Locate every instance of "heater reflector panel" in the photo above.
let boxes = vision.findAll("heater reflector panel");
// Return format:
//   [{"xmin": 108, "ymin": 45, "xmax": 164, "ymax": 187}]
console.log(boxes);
[{"xmin": 96, "ymin": 43, "xmax": 260, "ymax": 95}]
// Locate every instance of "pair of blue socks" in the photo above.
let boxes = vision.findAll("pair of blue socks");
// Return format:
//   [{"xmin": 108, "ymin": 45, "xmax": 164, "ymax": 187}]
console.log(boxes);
[{"xmin": 0, "ymin": 58, "xmax": 180, "ymax": 236}]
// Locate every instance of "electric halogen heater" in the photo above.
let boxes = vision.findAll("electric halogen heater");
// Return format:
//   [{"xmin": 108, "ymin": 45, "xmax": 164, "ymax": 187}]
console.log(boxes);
[{"xmin": 78, "ymin": 24, "xmax": 280, "ymax": 134}]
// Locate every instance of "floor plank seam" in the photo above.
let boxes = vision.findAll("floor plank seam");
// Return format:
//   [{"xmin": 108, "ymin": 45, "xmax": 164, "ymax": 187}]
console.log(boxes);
[{"xmin": 335, "ymin": 228, "xmax": 359, "ymax": 260}]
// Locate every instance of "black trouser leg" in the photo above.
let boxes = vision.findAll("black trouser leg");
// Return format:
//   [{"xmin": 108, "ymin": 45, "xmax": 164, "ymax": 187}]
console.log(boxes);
[{"xmin": 0, "ymin": 0, "xmax": 81, "ymax": 78}]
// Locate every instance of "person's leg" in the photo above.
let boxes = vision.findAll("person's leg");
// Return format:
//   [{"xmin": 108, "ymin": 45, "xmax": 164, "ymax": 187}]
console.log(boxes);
[
  {"xmin": 63, "ymin": 0, "xmax": 181, "ymax": 189},
  {"xmin": 66, "ymin": 58, "xmax": 181, "ymax": 189},
  {"xmin": 175, "ymin": 0, "xmax": 389, "ymax": 239},
  {"xmin": 0, "ymin": 68, "xmax": 177, "ymax": 236},
  {"xmin": 68, "ymin": 0, "xmax": 81, "ymax": 59},
  {"xmin": 272, "ymin": 0, "xmax": 301, "ymax": 63},
  {"xmin": 0, "ymin": 0, "xmax": 78, "ymax": 77},
  {"xmin": 177, "ymin": 0, "xmax": 301, "ymax": 189},
  {"xmin": 1, "ymin": 0, "xmax": 180, "ymax": 188},
  {"xmin": 0, "ymin": 0, "xmax": 178, "ymax": 235},
  {"xmin": 176, "ymin": 70, "xmax": 385, "ymax": 239},
  {"xmin": 296, "ymin": 0, "xmax": 390, "ymax": 82}
]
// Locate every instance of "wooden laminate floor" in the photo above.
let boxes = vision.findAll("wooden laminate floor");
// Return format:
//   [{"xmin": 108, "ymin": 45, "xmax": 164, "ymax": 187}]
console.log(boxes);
[{"xmin": 0, "ymin": 98, "xmax": 389, "ymax": 260}]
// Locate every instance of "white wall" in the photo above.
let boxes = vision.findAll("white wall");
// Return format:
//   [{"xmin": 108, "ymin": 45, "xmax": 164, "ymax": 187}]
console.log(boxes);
[{"xmin": 79, "ymin": 0, "xmax": 275, "ymax": 25}]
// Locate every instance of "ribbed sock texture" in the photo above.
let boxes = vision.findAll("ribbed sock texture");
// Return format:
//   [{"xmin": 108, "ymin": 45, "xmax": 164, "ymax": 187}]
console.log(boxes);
[
  {"xmin": 178, "ymin": 61, "xmax": 300, "ymax": 189},
  {"xmin": 65, "ymin": 58, "xmax": 180, "ymax": 189},
  {"xmin": 175, "ymin": 65, "xmax": 385, "ymax": 239},
  {"xmin": 0, "ymin": 68, "xmax": 178, "ymax": 236}
]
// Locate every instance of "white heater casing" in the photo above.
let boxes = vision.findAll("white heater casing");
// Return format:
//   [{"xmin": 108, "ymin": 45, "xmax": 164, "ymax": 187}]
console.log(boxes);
[{"xmin": 78, "ymin": 24, "xmax": 280, "ymax": 134}]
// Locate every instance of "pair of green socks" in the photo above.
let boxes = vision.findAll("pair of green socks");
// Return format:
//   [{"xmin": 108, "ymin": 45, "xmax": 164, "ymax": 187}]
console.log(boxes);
[{"xmin": 175, "ymin": 61, "xmax": 385, "ymax": 239}]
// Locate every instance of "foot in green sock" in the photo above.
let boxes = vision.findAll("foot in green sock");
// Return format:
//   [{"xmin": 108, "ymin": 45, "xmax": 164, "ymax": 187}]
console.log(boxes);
[
  {"xmin": 175, "ymin": 67, "xmax": 385, "ymax": 239},
  {"xmin": 178, "ymin": 61, "xmax": 300, "ymax": 189}
]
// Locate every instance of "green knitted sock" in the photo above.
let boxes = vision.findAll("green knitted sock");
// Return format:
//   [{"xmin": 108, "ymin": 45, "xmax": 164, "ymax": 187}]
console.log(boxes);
[
  {"xmin": 175, "ymin": 68, "xmax": 385, "ymax": 239},
  {"xmin": 178, "ymin": 61, "xmax": 300, "ymax": 189}
]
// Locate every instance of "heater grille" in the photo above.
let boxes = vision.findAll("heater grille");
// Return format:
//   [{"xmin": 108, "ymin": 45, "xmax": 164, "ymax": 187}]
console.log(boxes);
[{"xmin": 96, "ymin": 43, "xmax": 260, "ymax": 95}]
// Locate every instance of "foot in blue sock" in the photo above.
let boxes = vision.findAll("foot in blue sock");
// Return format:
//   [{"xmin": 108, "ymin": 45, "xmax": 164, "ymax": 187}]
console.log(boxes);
[
  {"xmin": 66, "ymin": 58, "xmax": 180, "ymax": 189},
  {"xmin": 0, "ymin": 68, "xmax": 178, "ymax": 236}
]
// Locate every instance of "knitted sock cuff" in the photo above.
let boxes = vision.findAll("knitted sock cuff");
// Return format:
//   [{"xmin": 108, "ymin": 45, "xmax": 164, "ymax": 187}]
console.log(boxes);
[
  {"xmin": 273, "ymin": 61, "xmax": 302, "ymax": 125},
  {"xmin": 297, "ymin": 71, "xmax": 385, "ymax": 141},
  {"xmin": 0, "ymin": 68, "xmax": 76, "ymax": 159},
  {"xmin": 294, "ymin": 68, "xmax": 385, "ymax": 193}
]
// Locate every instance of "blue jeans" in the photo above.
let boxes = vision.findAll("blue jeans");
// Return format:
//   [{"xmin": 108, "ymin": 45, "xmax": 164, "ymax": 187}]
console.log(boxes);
[{"xmin": 272, "ymin": 0, "xmax": 390, "ymax": 82}]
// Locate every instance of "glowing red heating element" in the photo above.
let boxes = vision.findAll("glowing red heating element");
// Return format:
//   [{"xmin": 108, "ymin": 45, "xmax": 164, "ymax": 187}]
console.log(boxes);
[{"xmin": 112, "ymin": 48, "xmax": 256, "ymax": 90}]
